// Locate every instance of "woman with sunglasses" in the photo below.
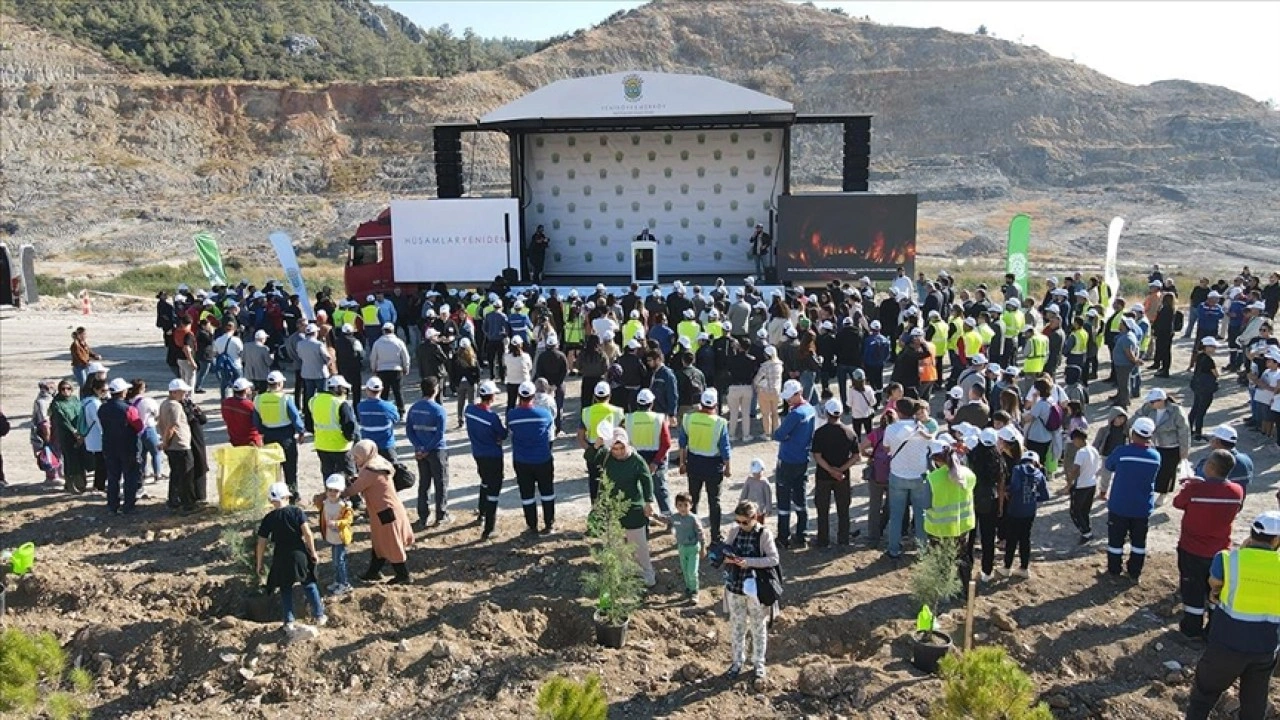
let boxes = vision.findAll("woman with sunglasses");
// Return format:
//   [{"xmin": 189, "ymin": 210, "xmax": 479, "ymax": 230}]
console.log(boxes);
[{"xmin": 722, "ymin": 499, "xmax": 780, "ymax": 680}]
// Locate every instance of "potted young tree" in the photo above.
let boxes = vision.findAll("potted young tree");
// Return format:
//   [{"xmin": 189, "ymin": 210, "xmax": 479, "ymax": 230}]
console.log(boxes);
[
  {"xmin": 582, "ymin": 476, "xmax": 645, "ymax": 649},
  {"xmin": 909, "ymin": 538, "xmax": 962, "ymax": 672},
  {"xmin": 220, "ymin": 519, "xmax": 274, "ymax": 623}
]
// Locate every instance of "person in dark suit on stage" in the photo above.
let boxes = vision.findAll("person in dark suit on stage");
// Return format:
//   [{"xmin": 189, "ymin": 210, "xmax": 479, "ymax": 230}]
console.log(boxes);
[{"xmin": 528, "ymin": 225, "xmax": 550, "ymax": 283}]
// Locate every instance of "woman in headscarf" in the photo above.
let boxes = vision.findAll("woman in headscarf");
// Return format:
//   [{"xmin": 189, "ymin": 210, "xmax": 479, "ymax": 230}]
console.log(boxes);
[
  {"xmin": 50, "ymin": 379, "xmax": 85, "ymax": 493},
  {"xmin": 344, "ymin": 439, "xmax": 414, "ymax": 584},
  {"xmin": 30, "ymin": 380, "xmax": 60, "ymax": 486},
  {"xmin": 594, "ymin": 426, "xmax": 656, "ymax": 587}
]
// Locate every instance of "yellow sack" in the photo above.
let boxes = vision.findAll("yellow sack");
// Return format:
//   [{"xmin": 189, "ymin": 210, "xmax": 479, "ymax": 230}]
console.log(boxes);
[{"xmin": 213, "ymin": 444, "xmax": 287, "ymax": 513}]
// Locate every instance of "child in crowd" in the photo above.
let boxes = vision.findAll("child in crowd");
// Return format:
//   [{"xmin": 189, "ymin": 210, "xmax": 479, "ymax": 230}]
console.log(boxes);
[
  {"xmin": 942, "ymin": 386, "xmax": 964, "ymax": 424},
  {"xmin": 669, "ymin": 492, "xmax": 704, "ymax": 602},
  {"xmin": 533, "ymin": 377, "xmax": 560, "ymax": 435},
  {"xmin": 317, "ymin": 474, "xmax": 354, "ymax": 595},
  {"xmin": 1064, "ymin": 429, "xmax": 1100, "ymax": 542},
  {"xmin": 1060, "ymin": 400, "xmax": 1089, "ymax": 476},
  {"xmin": 738, "ymin": 458, "xmax": 774, "ymax": 522},
  {"xmin": 847, "ymin": 369, "xmax": 876, "ymax": 443},
  {"xmin": 1001, "ymin": 451, "xmax": 1049, "ymax": 578},
  {"xmin": 1090, "ymin": 406, "xmax": 1130, "ymax": 501},
  {"xmin": 256, "ymin": 482, "xmax": 326, "ymax": 631}
]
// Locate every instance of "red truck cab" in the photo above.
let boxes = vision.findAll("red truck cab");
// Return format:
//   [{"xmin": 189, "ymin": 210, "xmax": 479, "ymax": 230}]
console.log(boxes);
[{"xmin": 343, "ymin": 208, "xmax": 416, "ymax": 300}]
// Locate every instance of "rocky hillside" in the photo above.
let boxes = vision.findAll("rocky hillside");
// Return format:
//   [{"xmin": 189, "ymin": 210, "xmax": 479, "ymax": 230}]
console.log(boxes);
[{"xmin": 2, "ymin": 0, "xmax": 1277, "ymax": 261}]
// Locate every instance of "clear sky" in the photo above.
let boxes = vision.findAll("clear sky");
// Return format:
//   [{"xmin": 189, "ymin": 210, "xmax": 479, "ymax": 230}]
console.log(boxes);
[{"xmin": 377, "ymin": 1, "xmax": 1280, "ymax": 103}]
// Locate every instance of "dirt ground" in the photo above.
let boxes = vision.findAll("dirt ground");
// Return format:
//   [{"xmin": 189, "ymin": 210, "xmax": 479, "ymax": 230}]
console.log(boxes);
[{"xmin": 1, "ymin": 301, "xmax": 1278, "ymax": 719}]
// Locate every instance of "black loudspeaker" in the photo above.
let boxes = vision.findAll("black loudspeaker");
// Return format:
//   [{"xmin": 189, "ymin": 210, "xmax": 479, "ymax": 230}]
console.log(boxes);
[
  {"xmin": 433, "ymin": 126, "xmax": 465, "ymax": 198},
  {"xmin": 842, "ymin": 117, "xmax": 871, "ymax": 192}
]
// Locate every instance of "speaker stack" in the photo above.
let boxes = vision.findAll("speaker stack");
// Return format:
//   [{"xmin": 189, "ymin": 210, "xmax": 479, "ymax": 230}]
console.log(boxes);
[
  {"xmin": 842, "ymin": 117, "xmax": 871, "ymax": 192},
  {"xmin": 433, "ymin": 126, "xmax": 465, "ymax": 199}
]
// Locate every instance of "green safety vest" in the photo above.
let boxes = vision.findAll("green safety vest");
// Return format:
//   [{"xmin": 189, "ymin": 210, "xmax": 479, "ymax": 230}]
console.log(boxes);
[
  {"xmin": 677, "ymin": 320, "xmax": 702, "ymax": 349},
  {"xmin": 976, "ymin": 323, "xmax": 995, "ymax": 347},
  {"xmin": 581, "ymin": 402, "xmax": 624, "ymax": 442},
  {"xmin": 1068, "ymin": 328, "xmax": 1088, "ymax": 356},
  {"xmin": 682, "ymin": 411, "xmax": 727, "ymax": 456},
  {"xmin": 565, "ymin": 316, "xmax": 585, "ymax": 345},
  {"xmin": 361, "ymin": 304, "xmax": 380, "ymax": 327},
  {"xmin": 947, "ymin": 318, "xmax": 964, "ymax": 351},
  {"xmin": 707, "ymin": 322, "xmax": 725, "ymax": 340},
  {"xmin": 1024, "ymin": 333, "xmax": 1049, "ymax": 374},
  {"xmin": 929, "ymin": 320, "xmax": 949, "ymax": 347},
  {"xmin": 622, "ymin": 320, "xmax": 645, "ymax": 344},
  {"xmin": 1001, "ymin": 309, "xmax": 1025, "ymax": 336},
  {"xmin": 962, "ymin": 329, "xmax": 984, "ymax": 357},
  {"xmin": 626, "ymin": 411, "xmax": 665, "ymax": 452},
  {"xmin": 254, "ymin": 392, "xmax": 290, "ymax": 428},
  {"xmin": 924, "ymin": 465, "xmax": 976, "ymax": 538},
  {"xmin": 1217, "ymin": 547, "xmax": 1280, "ymax": 624},
  {"xmin": 309, "ymin": 393, "xmax": 352, "ymax": 453}
]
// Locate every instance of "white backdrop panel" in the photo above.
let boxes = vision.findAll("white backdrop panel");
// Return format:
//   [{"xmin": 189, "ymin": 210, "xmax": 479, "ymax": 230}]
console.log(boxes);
[
  {"xmin": 524, "ymin": 129, "xmax": 783, "ymax": 276},
  {"xmin": 391, "ymin": 198, "xmax": 519, "ymax": 283}
]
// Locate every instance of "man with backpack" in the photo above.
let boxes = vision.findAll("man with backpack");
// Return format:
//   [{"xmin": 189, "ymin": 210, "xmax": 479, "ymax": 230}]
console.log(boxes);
[{"xmin": 211, "ymin": 319, "xmax": 244, "ymax": 399}]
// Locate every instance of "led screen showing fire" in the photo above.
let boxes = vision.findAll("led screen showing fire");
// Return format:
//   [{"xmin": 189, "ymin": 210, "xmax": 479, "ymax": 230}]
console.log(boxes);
[{"xmin": 777, "ymin": 194, "xmax": 917, "ymax": 282}]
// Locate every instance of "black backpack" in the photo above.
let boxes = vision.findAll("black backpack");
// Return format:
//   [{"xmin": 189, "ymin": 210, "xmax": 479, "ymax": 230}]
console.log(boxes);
[
  {"xmin": 392, "ymin": 462, "xmax": 416, "ymax": 491},
  {"xmin": 1173, "ymin": 311, "xmax": 1185, "ymax": 333}
]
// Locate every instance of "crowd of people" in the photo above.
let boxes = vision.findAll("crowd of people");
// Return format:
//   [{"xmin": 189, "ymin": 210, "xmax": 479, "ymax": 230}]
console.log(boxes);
[{"xmin": 8, "ymin": 264, "xmax": 1278, "ymax": 704}]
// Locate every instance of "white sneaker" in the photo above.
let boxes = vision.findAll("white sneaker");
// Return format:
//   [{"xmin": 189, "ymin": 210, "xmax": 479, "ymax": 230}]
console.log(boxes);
[
  {"xmin": 315, "ymin": 615, "xmax": 329, "ymax": 627},
  {"xmin": 996, "ymin": 566, "xmax": 1011, "ymax": 578},
  {"xmin": 282, "ymin": 621, "xmax": 296, "ymax": 633},
  {"xmin": 979, "ymin": 572, "xmax": 994, "ymax": 583},
  {"xmin": 1012, "ymin": 567, "xmax": 1030, "ymax": 578}
]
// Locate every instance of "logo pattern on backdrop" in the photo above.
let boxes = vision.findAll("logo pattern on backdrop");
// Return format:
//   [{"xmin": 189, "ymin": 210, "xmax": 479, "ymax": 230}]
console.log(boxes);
[
  {"xmin": 622, "ymin": 74, "xmax": 644, "ymax": 102},
  {"xmin": 526, "ymin": 129, "xmax": 782, "ymax": 276}
]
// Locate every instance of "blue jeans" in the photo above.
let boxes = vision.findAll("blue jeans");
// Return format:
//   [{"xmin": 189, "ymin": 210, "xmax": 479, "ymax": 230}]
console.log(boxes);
[
  {"xmin": 330, "ymin": 544, "xmax": 349, "ymax": 588},
  {"xmin": 651, "ymin": 462, "xmax": 672, "ymax": 516},
  {"xmin": 281, "ymin": 580, "xmax": 324, "ymax": 625},
  {"xmin": 775, "ymin": 461, "xmax": 810, "ymax": 543},
  {"xmin": 754, "ymin": 252, "xmax": 768, "ymax": 279},
  {"xmin": 195, "ymin": 359, "xmax": 212, "ymax": 391},
  {"xmin": 138, "ymin": 426, "xmax": 164, "ymax": 478},
  {"xmin": 887, "ymin": 472, "xmax": 930, "ymax": 556},
  {"xmin": 1182, "ymin": 303, "xmax": 1200, "ymax": 339},
  {"xmin": 103, "ymin": 450, "xmax": 142, "ymax": 512},
  {"xmin": 72, "ymin": 366, "xmax": 88, "ymax": 387}
]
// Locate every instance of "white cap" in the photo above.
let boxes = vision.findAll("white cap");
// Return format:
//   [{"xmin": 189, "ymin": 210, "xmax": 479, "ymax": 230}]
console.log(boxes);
[
  {"xmin": 678, "ymin": 336, "xmax": 692, "ymax": 349},
  {"xmin": 107, "ymin": 378, "xmax": 129, "ymax": 394},
  {"xmin": 823, "ymin": 398, "xmax": 843, "ymax": 416},
  {"xmin": 927, "ymin": 439, "xmax": 952, "ymax": 456},
  {"xmin": 596, "ymin": 283, "xmax": 606, "ymax": 291},
  {"xmin": 870, "ymin": 320, "xmax": 881, "ymax": 331},
  {"xmin": 971, "ymin": 353, "xmax": 988, "ymax": 365},
  {"xmin": 231, "ymin": 377, "xmax": 253, "ymax": 392},
  {"xmin": 636, "ymin": 388, "xmax": 655, "ymax": 405},
  {"xmin": 756, "ymin": 328, "xmax": 768, "ymax": 339},
  {"xmin": 820, "ymin": 320, "xmax": 834, "ymax": 331},
  {"xmin": 780, "ymin": 379, "xmax": 803, "ymax": 400},
  {"xmin": 382, "ymin": 322, "xmax": 395, "ymax": 332},
  {"xmin": 630, "ymin": 310, "xmax": 640, "ymax": 319},
  {"xmin": 305, "ymin": 323, "xmax": 318, "ymax": 335},
  {"xmin": 764, "ymin": 345, "xmax": 777, "ymax": 357},
  {"xmin": 997, "ymin": 426, "xmax": 1023, "ymax": 444},
  {"xmin": 168, "ymin": 378, "xmax": 191, "ymax": 392},
  {"xmin": 1131, "ymin": 417, "xmax": 1156, "ymax": 437},
  {"xmin": 268, "ymin": 482, "xmax": 292, "ymax": 502},
  {"xmin": 1207, "ymin": 290, "xmax": 1221, "ymax": 299},
  {"xmin": 749, "ymin": 459, "xmax": 765, "ymax": 474},
  {"xmin": 1021, "ymin": 450, "xmax": 1041, "ymax": 463},
  {"xmin": 699, "ymin": 388, "xmax": 718, "ymax": 407},
  {"xmin": 254, "ymin": 329, "xmax": 268, "ymax": 340},
  {"xmin": 697, "ymin": 332, "xmax": 710, "ymax": 342},
  {"xmin": 979, "ymin": 428, "xmax": 998, "ymax": 447},
  {"xmin": 86, "ymin": 362, "xmax": 106, "ymax": 374},
  {"xmin": 366, "ymin": 295, "xmax": 375, "ymax": 302},
  {"xmin": 784, "ymin": 327, "xmax": 798, "ymax": 339},
  {"xmin": 594, "ymin": 381, "xmax": 612, "ymax": 398},
  {"xmin": 478, "ymin": 380, "xmax": 499, "ymax": 396},
  {"xmin": 1005, "ymin": 299, "xmax": 1020, "ymax": 308},
  {"xmin": 683, "ymin": 309, "xmax": 695, "ymax": 319},
  {"xmin": 1045, "ymin": 304, "xmax": 1060, "ymax": 316},
  {"xmin": 1145, "ymin": 388, "xmax": 1167, "ymax": 403},
  {"xmin": 964, "ymin": 317, "xmax": 977, "ymax": 327},
  {"xmin": 627, "ymin": 339, "xmax": 641, "ymax": 350},
  {"xmin": 458, "ymin": 338, "xmax": 472, "ymax": 349},
  {"xmin": 326, "ymin": 376, "xmax": 351, "ymax": 390},
  {"xmin": 517, "ymin": 381, "xmax": 536, "ymax": 398},
  {"xmin": 1211, "ymin": 424, "xmax": 1237, "ymax": 444},
  {"xmin": 365, "ymin": 377, "xmax": 383, "ymax": 391},
  {"xmin": 509, "ymin": 335, "xmax": 524, "ymax": 346},
  {"xmin": 721, "ymin": 321, "xmax": 732, "ymax": 331},
  {"xmin": 1248, "ymin": 301, "xmax": 1266, "ymax": 311},
  {"xmin": 267, "ymin": 371, "xmax": 286, "ymax": 385},
  {"xmin": 948, "ymin": 386, "xmax": 963, "ymax": 399},
  {"xmin": 1251, "ymin": 511, "xmax": 1280, "ymax": 536},
  {"xmin": 324, "ymin": 474, "xmax": 346, "ymax": 491},
  {"xmin": 986, "ymin": 364, "xmax": 1002, "ymax": 375}
]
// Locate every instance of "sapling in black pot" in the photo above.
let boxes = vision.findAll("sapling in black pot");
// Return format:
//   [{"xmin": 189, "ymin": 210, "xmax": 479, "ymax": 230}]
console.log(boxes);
[
  {"xmin": 909, "ymin": 537, "xmax": 962, "ymax": 672},
  {"xmin": 581, "ymin": 476, "xmax": 645, "ymax": 649}
]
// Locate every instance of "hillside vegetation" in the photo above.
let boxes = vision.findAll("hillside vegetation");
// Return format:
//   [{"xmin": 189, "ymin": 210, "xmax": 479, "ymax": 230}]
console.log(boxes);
[{"xmin": 7, "ymin": 0, "xmax": 542, "ymax": 81}]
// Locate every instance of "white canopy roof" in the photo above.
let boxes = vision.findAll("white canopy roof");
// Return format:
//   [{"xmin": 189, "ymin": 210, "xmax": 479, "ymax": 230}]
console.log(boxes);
[{"xmin": 479, "ymin": 71, "xmax": 795, "ymax": 127}]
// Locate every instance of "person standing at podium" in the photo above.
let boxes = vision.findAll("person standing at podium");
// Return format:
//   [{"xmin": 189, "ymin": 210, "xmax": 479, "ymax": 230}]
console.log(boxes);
[
  {"xmin": 750, "ymin": 223, "xmax": 772, "ymax": 280},
  {"xmin": 635, "ymin": 227, "xmax": 655, "ymax": 243},
  {"xmin": 529, "ymin": 225, "xmax": 550, "ymax": 284}
]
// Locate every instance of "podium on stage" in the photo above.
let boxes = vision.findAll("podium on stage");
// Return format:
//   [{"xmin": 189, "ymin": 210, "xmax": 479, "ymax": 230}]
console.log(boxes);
[{"xmin": 631, "ymin": 240, "xmax": 657, "ymax": 284}]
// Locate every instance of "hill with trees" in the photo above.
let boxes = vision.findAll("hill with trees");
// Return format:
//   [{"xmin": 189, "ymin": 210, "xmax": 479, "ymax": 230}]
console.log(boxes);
[{"xmin": 7, "ymin": 0, "xmax": 542, "ymax": 81}]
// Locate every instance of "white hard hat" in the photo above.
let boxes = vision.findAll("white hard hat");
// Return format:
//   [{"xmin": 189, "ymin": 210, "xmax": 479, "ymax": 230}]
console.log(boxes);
[
  {"xmin": 268, "ymin": 482, "xmax": 292, "ymax": 502},
  {"xmin": 324, "ymin": 474, "xmax": 346, "ymax": 491}
]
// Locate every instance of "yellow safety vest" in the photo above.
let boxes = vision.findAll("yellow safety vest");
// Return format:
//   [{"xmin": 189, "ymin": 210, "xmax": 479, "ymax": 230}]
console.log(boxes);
[
  {"xmin": 1068, "ymin": 328, "xmax": 1088, "ymax": 356},
  {"xmin": 1217, "ymin": 547, "xmax": 1280, "ymax": 624},
  {"xmin": 1099, "ymin": 283, "xmax": 1111, "ymax": 311},
  {"xmin": 622, "ymin": 320, "xmax": 645, "ymax": 344},
  {"xmin": 361, "ymin": 304, "xmax": 380, "ymax": 327},
  {"xmin": 929, "ymin": 320, "xmax": 949, "ymax": 347},
  {"xmin": 309, "ymin": 393, "xmax": 352, "ymax": 453},
  {"xmin": 466, "ymin": 302, "xmax": 480, "ymax": 319},
  {"xmin": 1024, "ymin": 333, "xmax": 1049, "ymax": 374},
  {"xmin": 677, "ymin": 320, "xmax": 701, "ymax": 349},
  {"xmin": 581, "ymin": 402, "xmax": 624, "ymax": 443},
  {"xmin": 707, "ymin": 322, "xmax": 725, "ymax": 340},
  {"xmin": 976, "ymin": 323, "xmax": 995, "ymax": 347},
  {"xmin": 682, "ymin": 411, "xmax": 727, "ymax": 456},
  {"xmin": 626, "ymin": 411, "xmax": 665, "ymax": 452},
  {"xmin": 254, "ymin": 392, "xmax": 290, "ymax": 428},
  {"xmin": 565, "ymin": 316, "xmax": 585, "ymax": 345},
  {"xmin": 947, "ymin": 318, "xmax": 964, "ymax": 351},
  {"xmin": 962, "ymin": 329, "xmax": 984, "ymax": 357},
  {"xmin": 924, "ymin": 465, "xmax": 976, "ymax": 538},
  {"xmin": 1001, "ymin": 309, "xmax": 1025, "ymax": 336},
  {"xmin": 1107, "ymin": 312, "xmax": 1125, "ymax": 334}
]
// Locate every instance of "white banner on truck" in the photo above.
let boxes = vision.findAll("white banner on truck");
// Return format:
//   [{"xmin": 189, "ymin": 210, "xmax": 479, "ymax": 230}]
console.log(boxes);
[{"xmin": 391, "ymin": 198, "xmax": 519, "ymax": 283}]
